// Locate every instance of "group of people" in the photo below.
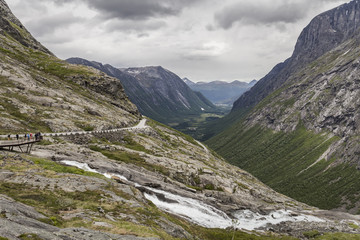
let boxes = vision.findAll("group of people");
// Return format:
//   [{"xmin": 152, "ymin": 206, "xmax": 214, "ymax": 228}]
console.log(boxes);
[{"xmin": 7, "ymin": 132, "xmax": 42, "ymax": 141}]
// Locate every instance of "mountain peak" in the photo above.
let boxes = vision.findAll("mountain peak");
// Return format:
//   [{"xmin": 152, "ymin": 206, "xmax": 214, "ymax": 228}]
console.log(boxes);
[
  {"xmin": 183, "ymin": 77, "xmax": 195, "ymax": 86},
  {"xmin": 232, "ymin": 0, "xmax": 360, "ymax": 112},
  {"xmin": 0, "ymin": 0, "xmax": 51, "ymax": 54},
  {"xmin": 292, "ymin": 0, "xmax": 360, "ymax": 64}
]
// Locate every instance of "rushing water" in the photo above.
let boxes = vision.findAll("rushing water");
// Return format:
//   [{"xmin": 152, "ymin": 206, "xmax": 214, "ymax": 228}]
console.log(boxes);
[
  {"xmin": 61, "ymin": 160, "xmax": 325, "ymax": 230},
  {"xmin": 143, "ymin": 188, "xmax": 232, "ymax": 228}
]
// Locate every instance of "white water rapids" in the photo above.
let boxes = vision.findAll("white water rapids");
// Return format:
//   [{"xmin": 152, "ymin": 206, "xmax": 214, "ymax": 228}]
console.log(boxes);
[{"xmin": 61, "ymin": 160, "xmax": 325, "ymax": 230}]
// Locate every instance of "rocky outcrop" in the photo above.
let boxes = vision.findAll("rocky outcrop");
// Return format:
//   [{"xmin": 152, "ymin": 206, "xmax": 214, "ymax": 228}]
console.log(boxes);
[{"xmin": 0, "ymin": 194, "xmax": 159, "ymax": 240}]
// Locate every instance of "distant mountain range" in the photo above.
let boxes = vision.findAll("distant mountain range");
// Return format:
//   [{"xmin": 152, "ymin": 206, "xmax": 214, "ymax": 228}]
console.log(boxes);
[
  {"xmin": 66, "ymin": 58, "xmax": 216, "ymax": 124},
  {"xmin": 183, "ymin": 78, "xmax": 256, "ymax": 106}
]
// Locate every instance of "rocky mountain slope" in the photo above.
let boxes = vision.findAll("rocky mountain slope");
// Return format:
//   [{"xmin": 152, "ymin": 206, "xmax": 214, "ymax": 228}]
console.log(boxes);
[
  {"xmin": 232, "ymin": 0, "xmax": 360, "ymax": 114},
  {"xmin": 1, "ymin": 0, "xmax": 360, "ymax": 239},
  {"xmin": 185, "ymin": 79, "xmax": 256, "ymax": 106},
  {"xmin": 4, "ymin": 119, "xmax": 360, "ymax": 240},
  {"xmin": 208, "ymin": 0, "xmax": 360, "ymax": 213},
  {"xmin": 66, "ymin": 58, "xmax": 216, "ymax": 125},
  {"xmin": 0, "ymin": 3, "xmax": 140, "ymax": 134},
  {"xmin": 123, "ymin": 66, "xmax": 216, "ymax": 116}
]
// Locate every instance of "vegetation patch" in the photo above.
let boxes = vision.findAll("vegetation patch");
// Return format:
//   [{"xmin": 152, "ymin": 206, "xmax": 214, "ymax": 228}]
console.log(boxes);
[
  {"xmin": 207, "ymin": 122, "xmax": 360, "ymax": 210},
  {"xmin": 184, "ymin": 226, "xmax": 297, "ymax": 240},
  {"xmin": 313, "ymin": 232, "xmax": 360, "ymax": 239},
  {"xmin": 89, "ymin": 145, "xmax": 170, "ymax": 176},
  {"xmin": 148, "ymin": 118, "xmax": 201, "ymax": 147},
  {"xmin": 18, "ymin": 233, "xmax": 43, "ymax": 240},
  {"xmin": 349, "ymin": 222, "xmax": 360, "ymax": 229},
  {"xmin": 122, "ymin": 135, "xmax": 151, "ymax": 153},
  {"xmin": 303, "ymin": 230, "xmax": 322, "ymax": 239},
  {"xmin": 30, "ymin": 157, "xmax": 105, "ymax": 179},
  {"xmin": 75, "ymin": 121, "xmax": 94, "ymax": 131}
]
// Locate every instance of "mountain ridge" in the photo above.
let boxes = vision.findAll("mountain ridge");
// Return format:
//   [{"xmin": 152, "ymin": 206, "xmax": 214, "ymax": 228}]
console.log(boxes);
[
  {"xmin": 184, "ymin": 78, "xmax": 256, "ymax": 106},
  {"xmin": 67, "ymin": 58, "xmax": 216, "ymax": 125},
  {"xmin": 233, "ymin": 0, "xmax": 360, "ymax": 113},
  {"xmin": 208, "ymin": 0, "xmax": 360, "ymax": 213}
]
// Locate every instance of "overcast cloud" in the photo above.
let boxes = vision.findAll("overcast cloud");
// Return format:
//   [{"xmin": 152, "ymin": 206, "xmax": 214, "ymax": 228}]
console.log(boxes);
[{"xmin": 6, "ymin": 0, "xmax": 350, "ymax": 82}]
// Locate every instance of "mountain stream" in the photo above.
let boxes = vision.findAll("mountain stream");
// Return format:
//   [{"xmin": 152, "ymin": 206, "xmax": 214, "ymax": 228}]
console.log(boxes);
[{"xmin": 61, "ymin": 160, "xmax": 325, "ymax": 230}]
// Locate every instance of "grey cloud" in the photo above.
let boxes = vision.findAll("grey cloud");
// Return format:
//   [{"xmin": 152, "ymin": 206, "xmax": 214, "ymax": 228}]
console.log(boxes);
[
  {"xmin": 85, "ymin": 0, "xmax": 177, "ymax": 20},
  {"xmin": 26, "ymin": 13, "xmax": 83, "ymax": 36},
  {"xmin": 105, "ymin": 19, "xmax": 167, "ymax": 33},
  {"xmin": 214, "ymin": 1, "xmax": 313, "ymax": 29},
  {"xmin": 52, "ymin": 0, "xmax": 73, "ymax": 5},
  {"xmin": 58, "ymin": 0, "xmax": 203, "ymax": 21}
]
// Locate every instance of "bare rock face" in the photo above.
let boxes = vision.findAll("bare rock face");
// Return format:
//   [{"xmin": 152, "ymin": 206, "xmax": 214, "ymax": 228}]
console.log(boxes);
[
  {"xmin": 293, "ymin": 1, "xmax": 360, "ymax": 62},
  {"xmin": 242, "ymin": 35, "xmax": 360, "ymax": 163},
  {"xmin": 233, "ymin": 0, "xmax": 360, "ymax": 113}
]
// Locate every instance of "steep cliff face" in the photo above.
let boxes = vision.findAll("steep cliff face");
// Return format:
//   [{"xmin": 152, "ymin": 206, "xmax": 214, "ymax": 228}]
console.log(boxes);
[
  {"xmin": 67, "ymin": 58, "xmax": 216, "ymax": 125},
  {"xmin": 233, "ymin": 0, "xmax": 360, "ymax": 113},
  {"xmin": 209, "ymin": 0, "xmax": 360, "ymax": 213}
]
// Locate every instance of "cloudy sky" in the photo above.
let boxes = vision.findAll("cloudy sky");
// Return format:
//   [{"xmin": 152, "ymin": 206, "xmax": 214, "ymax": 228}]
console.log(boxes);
[{"xmin": 6, "ymin": 0, "xmax": 349, "ymax": 82}]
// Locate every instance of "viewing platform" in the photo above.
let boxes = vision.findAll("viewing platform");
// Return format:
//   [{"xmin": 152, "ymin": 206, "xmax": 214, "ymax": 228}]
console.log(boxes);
[{"xmin": 0, "ymin": 139, "xmax": 41, "ymax": 154}]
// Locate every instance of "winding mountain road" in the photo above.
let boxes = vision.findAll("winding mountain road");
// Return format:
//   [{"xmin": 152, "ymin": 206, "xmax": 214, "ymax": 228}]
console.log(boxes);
[{"xmin": 0, "ymin": 119, "xmax": 148, "ymax": 140}]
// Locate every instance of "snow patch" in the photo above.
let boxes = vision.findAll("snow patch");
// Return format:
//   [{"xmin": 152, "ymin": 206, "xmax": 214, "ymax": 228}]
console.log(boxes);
[{"xmin": 126, "ymin": 70, "xmax": 141, "ymax": 75}]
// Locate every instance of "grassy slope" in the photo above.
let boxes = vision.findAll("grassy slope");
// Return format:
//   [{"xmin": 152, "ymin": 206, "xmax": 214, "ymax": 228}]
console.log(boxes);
[
  {"xmin": 208, "ymin": 116, "xmax": 360, "ymax": 212},
  {"xmin": 208, "ymin": 122, "xmax": 360, "ymax": 210},
  {"xmin": 207, "ymin": 38, "xmax": 360, "ymax": 212}
]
